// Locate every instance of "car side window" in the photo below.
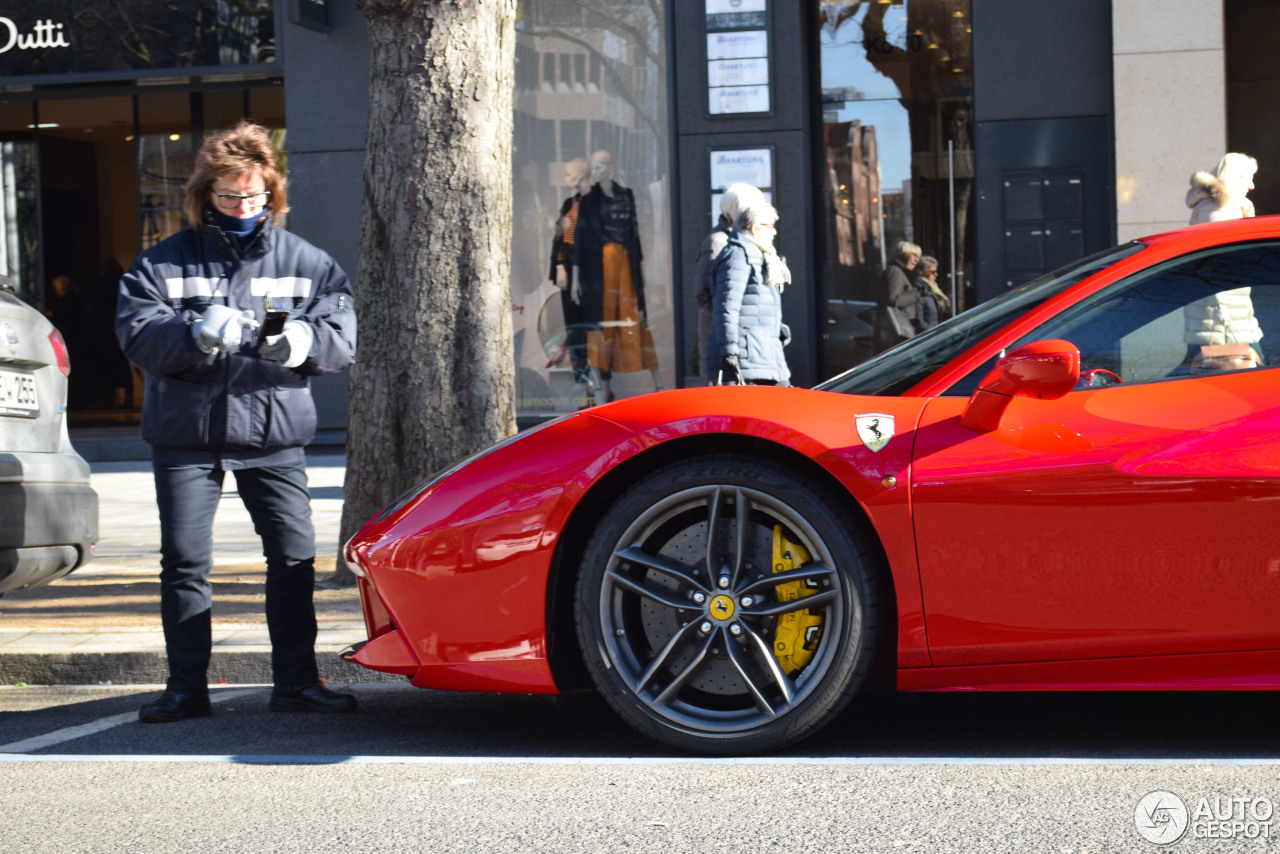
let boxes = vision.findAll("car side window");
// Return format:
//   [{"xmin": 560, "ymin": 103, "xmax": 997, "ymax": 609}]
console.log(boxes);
[{"xmin": 947, "ymin": 242, "xmax": 1280, "ymax": 395}]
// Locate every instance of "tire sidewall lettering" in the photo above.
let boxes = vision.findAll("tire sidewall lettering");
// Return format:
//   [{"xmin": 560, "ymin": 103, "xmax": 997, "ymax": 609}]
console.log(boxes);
[{"xmin": 678, "ymin": 466, "xmax": 763, "ymax": 482}]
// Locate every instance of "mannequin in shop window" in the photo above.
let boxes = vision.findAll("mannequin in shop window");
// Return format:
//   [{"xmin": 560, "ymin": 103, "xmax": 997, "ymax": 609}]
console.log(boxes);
[
  {"xmin": 548, "ymin": 156, "xmax": 603, "ymax": 402},
  {"xmin": 572, "ymin": 149, "xmax": 659, "ymax": 401}
]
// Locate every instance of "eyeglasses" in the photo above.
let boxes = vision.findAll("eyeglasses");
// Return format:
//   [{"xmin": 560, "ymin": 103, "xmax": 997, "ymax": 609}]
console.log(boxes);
[
  {"xmin": 759, "ymin": 222, "xmax": 777, "ymax": 230},
  {"xmin": 213, "ymin": 190, "xmax": 270, "ymax": 210}
]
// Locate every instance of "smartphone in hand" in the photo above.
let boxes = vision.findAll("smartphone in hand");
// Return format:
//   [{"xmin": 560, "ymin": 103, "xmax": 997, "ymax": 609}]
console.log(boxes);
[
  {"xmin": 257, "ymin": 295, "xmax": 292, "ymax": 348},
  {"xmin": 258, "ymin": 310, "xmax": 289, "ymax": 340}
]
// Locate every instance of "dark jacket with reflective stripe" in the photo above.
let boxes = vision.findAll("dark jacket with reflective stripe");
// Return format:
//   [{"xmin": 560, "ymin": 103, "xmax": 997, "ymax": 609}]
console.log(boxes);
[{"xmin": 115, "ymin": 214, "xmax": 355, "ymax": 467}]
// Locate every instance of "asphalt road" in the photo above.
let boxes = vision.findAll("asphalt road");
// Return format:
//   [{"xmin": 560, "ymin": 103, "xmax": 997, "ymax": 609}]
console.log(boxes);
[{"xmin": 3, "ymin": 684, "xmax": 1279, "ymax": 852}]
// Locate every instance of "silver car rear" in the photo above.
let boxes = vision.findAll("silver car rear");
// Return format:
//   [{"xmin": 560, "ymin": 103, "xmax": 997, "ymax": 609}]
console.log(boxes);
[{"xmin": 0, "ymin": 276, "xmax": 98, "ymax": 594}]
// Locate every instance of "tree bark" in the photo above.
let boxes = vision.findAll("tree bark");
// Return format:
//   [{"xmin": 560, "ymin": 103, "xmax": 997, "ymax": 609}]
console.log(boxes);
[{"xmin": 337, "ymin": 0, "xmax": 518, "ymax": 584}]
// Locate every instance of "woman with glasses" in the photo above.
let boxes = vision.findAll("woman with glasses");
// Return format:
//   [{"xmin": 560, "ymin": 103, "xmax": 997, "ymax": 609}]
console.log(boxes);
[
  {"xmin": 116, "ymin": 121, "xmax": 357, "ymax": 723},
  {"xmin": 913, "ymin": 255, "xmax": 950, "ymax": 332}
]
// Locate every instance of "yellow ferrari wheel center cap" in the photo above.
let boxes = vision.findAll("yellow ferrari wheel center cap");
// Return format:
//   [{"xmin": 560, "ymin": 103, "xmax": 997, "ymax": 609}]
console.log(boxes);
[{"xmin": 708, "ymin": 594, "xmax": 736, "ymax": 621}]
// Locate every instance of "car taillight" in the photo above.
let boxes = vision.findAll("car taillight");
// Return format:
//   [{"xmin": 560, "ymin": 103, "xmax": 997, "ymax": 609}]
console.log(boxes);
[{"xmin": 48, "ymin": 327, "xmax": 70, "ymax": 376}]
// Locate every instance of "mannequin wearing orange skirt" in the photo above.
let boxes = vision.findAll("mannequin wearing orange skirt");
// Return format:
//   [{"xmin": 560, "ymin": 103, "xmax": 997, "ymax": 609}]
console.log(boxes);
[{"xmin": 572, "ymin": 150, "xmax": 659, "ymax": 401}]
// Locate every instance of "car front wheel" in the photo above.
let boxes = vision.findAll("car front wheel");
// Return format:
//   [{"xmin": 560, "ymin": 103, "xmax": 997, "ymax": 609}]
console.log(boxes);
[{"xmin": 575, "ymin": 454, "xmax": 878, "ymax": 754}]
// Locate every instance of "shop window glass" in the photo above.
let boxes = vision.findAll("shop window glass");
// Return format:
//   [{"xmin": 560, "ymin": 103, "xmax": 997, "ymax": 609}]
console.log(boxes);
[
  {"xmin": 203, "ymin": 89, "xmax": 247, "ymax": 134},
  {"xmin": 135, "ymin": 136, "xmax": 186, "ymax": 250},
  {"xmin": 0, "ymin": 101, "xmax": 37, "ymax": 303},
  {"xmin": 137, "ymin": 94, "xmax": 194, "ymax": 250},
  {"xmin": 205, "ymin": 86, "xmax": 284, "ymax": 137},
  {"xmin": 819, "ymin": 0, "xmax": 974, "ymax": 379},
  {"xmin": 560, "ymin": 119, "xmax": 586, "ymax": 161},
  {"xmin": 248, "ymin": 85, "xmax": 286, "ymax": 127},
  {"xmin": 513, "ymin": 0, "xmax": 673, "ymax": 413}
]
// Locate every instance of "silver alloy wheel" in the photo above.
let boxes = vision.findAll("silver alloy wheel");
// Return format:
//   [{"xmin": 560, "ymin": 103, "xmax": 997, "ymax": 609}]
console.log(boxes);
[{"xmin": 597, "ymin": 483, "xmax": 849, "ymax": 735}]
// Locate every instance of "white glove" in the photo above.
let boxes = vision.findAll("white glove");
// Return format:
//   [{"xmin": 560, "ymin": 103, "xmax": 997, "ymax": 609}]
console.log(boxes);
[
  {"xmin": 258, "ymin": 320, "xmax": 314, "ymax": 369},
  {"xmin": 192, "ymin": 304, "xmax": 258, "ymax": 354}
]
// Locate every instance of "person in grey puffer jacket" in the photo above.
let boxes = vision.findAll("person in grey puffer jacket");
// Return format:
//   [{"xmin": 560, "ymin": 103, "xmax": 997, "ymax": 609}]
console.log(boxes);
[
  {"xmin": 116, "ymin": 122, "xmax": 357, "ymax": 724},
  {"xmin": 693, "ymin": 183, "xmax": 766, "ymax": 372},
  {"xmin": 707, "ymin": 201, "xmax": 792, "ymax": 385}
]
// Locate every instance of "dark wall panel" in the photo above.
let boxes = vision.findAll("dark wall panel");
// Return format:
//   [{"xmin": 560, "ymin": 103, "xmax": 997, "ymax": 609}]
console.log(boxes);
[
  {"xmin": 971, "ymin": 0, "xmax": 1116, "ymax": 302},
  {"xmin": 974, "ymin": 116, "xmax": 1115, "ymax": 302},
  {"xmin": 670, "ymin": 1, "xmax": 819, "ymax": 386},
  {"xmin": 972, "ymin": 0, "xmax": 1113, "ymax": 122},
  {"xmin": 677, "ymin": 131, "xmax": 817, "ymax": 387}
]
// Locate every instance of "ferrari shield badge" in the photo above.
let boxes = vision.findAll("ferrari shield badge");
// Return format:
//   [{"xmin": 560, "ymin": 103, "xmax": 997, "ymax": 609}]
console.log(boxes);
[{"xmin": 855, "ymin": 414, "xmax": 894, "ymax": 453}]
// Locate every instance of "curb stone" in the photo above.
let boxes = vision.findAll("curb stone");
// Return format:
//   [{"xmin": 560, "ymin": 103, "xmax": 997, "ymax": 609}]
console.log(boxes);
[{"xmin": 0, "ymin": 650, "xmax": 404, "ymax": 686}]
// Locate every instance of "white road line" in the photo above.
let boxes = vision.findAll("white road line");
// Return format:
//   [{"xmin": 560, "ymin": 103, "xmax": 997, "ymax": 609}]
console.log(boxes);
[
  {"xmin": 2, "ymin": 754, "xmax": 1280, "ymax": 766},
  {"xmin": 0, "ymin": 689, "xmax": 259, "ymax": 754},
  {"xmin": 0, "ymin": 712, "xmax": 141, "ymax": 754}
]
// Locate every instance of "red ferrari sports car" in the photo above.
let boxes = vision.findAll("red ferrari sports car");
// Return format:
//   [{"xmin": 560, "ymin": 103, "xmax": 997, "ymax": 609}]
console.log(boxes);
[{"xmin": 346, "ymin": 217, "xmax": 1280, "ymax": 753}]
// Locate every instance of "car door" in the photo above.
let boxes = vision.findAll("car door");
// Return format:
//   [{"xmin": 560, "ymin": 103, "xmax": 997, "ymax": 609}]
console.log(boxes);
[{"xmin": 910, "ymin": 241, "xmax": 1280, "ymax": 667}]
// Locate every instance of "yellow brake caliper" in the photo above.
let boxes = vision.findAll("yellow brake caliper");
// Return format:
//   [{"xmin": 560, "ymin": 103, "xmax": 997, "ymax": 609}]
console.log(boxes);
[{"xmin": 771, "ymin": 525, "xmax": 824, "ymax": 675}]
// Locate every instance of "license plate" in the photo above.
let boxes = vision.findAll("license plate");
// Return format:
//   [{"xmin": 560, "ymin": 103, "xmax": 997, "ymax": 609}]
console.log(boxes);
[{"xmin": 0, "ymin": 366, "xmax": 38, "ymax": 418}]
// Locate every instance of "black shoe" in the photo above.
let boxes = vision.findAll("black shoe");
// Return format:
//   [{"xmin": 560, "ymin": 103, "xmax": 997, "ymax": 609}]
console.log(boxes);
[
  {"xmin": 269, "ymin": 683, "xmax": 357, "ymax": 713},
  {"xmin": 138, "ymin": 690, "xmax": 212, "ymax": 723}
]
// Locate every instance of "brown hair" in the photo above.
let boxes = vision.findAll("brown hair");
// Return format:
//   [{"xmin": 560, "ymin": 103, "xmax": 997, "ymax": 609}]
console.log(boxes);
[{"xmin": 183, "ymin": 121, "xmax": 288, "ymax": 228}]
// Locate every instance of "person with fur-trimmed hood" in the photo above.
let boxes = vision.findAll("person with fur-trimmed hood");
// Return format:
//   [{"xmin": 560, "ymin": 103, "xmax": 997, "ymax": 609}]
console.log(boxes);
[
  {"xmin": 1183, "ymin": 152, "xmax": 1264, "ymax": 372},
  {"xmin": 1187, "ymin": 152, "xmax": 1257, "ymax": 224}
]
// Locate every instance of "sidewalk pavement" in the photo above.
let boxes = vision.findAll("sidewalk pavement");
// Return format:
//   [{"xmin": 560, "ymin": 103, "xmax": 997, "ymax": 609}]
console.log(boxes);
[{"xmin": 0, "ymin": 453, "xmax": 395, "ymax": 686}]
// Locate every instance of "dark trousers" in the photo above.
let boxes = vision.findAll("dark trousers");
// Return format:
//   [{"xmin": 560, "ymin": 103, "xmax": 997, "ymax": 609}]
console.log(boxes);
[{"xmin": 154, "ymin": 460, "xmax": 319, "ymax": 693}]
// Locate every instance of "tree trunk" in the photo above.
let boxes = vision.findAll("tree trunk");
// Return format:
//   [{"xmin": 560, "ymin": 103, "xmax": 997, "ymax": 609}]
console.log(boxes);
[{"xmin": 337, "ymin": 0, "xmax": 518, "ymax": 584}]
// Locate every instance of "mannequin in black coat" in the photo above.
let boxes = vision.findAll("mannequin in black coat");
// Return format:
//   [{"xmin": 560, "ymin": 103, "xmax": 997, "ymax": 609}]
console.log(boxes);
[
  {"xmin": 571, "ymin": 150, "xmax": 659, "ymax": 400},
  {"xmin": 548, "ymin": 156, "xmax": 600, "ymax": 400}
]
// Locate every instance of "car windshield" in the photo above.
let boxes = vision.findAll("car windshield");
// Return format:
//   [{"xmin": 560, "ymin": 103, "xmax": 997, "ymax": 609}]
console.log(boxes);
[{"xmin": 815, "ymin": 242, "xmax": 1147, "ymax": 396}]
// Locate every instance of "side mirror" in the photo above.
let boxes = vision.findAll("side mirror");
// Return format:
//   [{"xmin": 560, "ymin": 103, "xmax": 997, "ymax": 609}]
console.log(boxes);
[{"xmin": 961, "ymin": 339, "xmax": 1080, "ymax": 432}]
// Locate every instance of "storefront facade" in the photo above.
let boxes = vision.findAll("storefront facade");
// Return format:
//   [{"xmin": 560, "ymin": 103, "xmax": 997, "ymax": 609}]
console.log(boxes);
[
  {"xmin": 3, "ymin": 1, "xmax": 1276, "ymax": 436},
  {"xmin": 513, "ymin": 0, "xmax": 988, "ymax": 402},
  {"xmin": 0, "ymin": 0, "xmax": 293, "ymax": 424}
]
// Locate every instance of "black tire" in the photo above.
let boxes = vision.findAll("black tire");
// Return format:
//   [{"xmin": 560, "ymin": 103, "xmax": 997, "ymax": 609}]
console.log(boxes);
[{"xmin": 574, "ymin": 454, "xmax": 879, "ymax": 754}]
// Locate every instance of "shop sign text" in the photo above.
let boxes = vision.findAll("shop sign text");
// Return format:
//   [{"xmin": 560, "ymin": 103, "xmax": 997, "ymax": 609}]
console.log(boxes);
[{"xmin": 0, "ymin": 18, "xmax": 71, "ymax": 54}]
